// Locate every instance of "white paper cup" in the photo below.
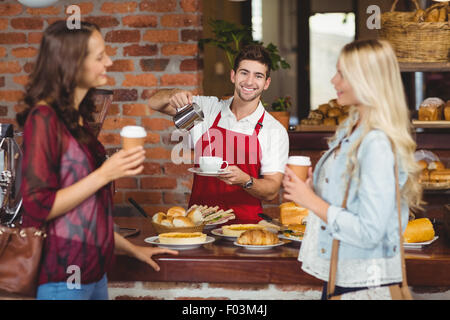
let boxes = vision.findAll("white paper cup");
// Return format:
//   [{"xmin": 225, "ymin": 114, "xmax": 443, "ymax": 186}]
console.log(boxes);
[
  {"xmin": 120, "ymin": 126, "xmax": 147, "ymax": 150},
  {"xmin": 286, "ymin": 156, "xmax": 311, "ymax": 181}
]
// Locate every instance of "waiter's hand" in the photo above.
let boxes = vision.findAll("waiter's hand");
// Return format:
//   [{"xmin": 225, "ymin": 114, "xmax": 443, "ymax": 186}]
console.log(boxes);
[
  {"xmin": 218, "ymin": 166, "xmax": 250, "ymax": 185},
  {"xmin": 169, "ymin": 90, "xmax": 193, "ymax": 110}
]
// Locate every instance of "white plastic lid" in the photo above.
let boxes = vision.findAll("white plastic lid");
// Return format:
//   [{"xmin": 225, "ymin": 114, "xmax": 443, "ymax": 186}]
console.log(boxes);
[
  {"xmin": 287, "ymin": 156, "xmax": 311, "ymax": 166},
  {"xmin": 120, "ymin": 125, "xmax": 147, "ymax": 138}
]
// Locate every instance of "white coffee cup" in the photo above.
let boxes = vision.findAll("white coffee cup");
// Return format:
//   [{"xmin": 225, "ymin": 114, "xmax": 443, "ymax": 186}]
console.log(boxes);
[
  {"xmin": 286, "ymin": 156, "xmax": 311, "ymax": 181},
  {"xmin": 199, "ymin": 156, "xmax": 228, "ymax": 173},
  {"xmin": 120, "ymin": 125, "xmax": 147, "ymax": 150}
]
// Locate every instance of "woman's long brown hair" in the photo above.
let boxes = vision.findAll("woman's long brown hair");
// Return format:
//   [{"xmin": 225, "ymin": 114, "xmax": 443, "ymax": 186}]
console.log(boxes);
[{"xmin": 17, "ymin": 20, "xmax": 100, "ymax": 144}]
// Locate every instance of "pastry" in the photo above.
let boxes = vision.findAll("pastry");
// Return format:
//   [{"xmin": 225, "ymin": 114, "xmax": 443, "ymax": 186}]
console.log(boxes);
[
  {"xmin": 279, "ymin": 202, "xmax": 308, "ymax": 225},
  {"xmin": 186, "ymin": 207, "xmax": 203, "ymax": 224},
  {"xmin": 337, "ymin": 114, "xmax": 348, "ymax": 124},
  {"xmin": 152, "ymin": 212, "xmax": 166, "ymax": 224},
  {"xmin": 438, "ymin": 7, "xmax": 447, "ymax": 22},
  {"xmin": 328, "ymin": 99, "xmax": 340, "ymax": 108},
  {"xmin": 327, "ymin": 107, "xmax": 342, "ymax": 118},
  {"xmin": 222, "ymin": 224, "xmax": 264, "ymax": 237},
  {"xmin": 444, "ymin": 102, "xmax": 450, "ymax": 121},
  {"xmin": 237, "ymin": 229, "xmax": 279, "ymax": 245},
  {"xmin": 158, "ymin": 232, "xmax": 206, "ymax": 244},
  {"xmin": 172, "ymin": 216, "xmax": 195, "ymax": 227},
  {"xmin": 429, "ymin": 169, "xmax": 450, "ymax": 182},
  {"xmin": 419, "ymin": 169, "xmax": 429, "ymax": 183},
  {"xmin": 167, "ymin": 206, "xmax": 186, "ymax": 217},
  {"xmin": 323, "ymin": 117, "xmax": 337, "ymax": 126},
  {"xmin": 318, "ymin": 104, "xmax": 330, "ymax": 116},
  {"xmin": 417, "ymin": 160, "xmax": 428, "ymax": 170},
  {"xmin": 403, "ymin": 218, "xmax": 435, "ymax": 243},
  {"xmin": 418, "ymin": 97, "xmax": 445, "ymax": 121},
  {"xmin": 308, "ymin": 110, "xmax": 324, "ymax": 120},
  {"xmin": 160, "ymin": 217, "xmax": 174, "ymax": 227},
  {"xmin": 413, "ymin": 9, "xmax": 426, "ymax": 22},
  {"xmin": 300, "ymin": 118, "xmax": 322, "ymax": 125},
  {"xmin": 428, "ymin": 161, "xmax": 445, "ymax": 170},
  {"xmin": 425, "ymin": 8, "xmax": 440, "ymax": 22}
]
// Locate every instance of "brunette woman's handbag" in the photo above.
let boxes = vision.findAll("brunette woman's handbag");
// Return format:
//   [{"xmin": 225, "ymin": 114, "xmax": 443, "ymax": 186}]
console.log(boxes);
[
  {"xmin": 0, "ymin": 225, "xmax": 46, "ymax": 297},
  {"xmin": 327, "ymin": 152, "xmax": 413, "ymax": 300}
]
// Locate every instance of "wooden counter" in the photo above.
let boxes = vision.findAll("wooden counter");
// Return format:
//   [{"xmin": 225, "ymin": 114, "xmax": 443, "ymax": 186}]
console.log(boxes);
[{"xmin": 109, "ymin": 217, "xmax": 450, "ymax": 287}]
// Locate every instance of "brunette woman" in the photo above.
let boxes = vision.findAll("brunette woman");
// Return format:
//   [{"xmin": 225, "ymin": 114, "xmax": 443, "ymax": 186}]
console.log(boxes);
[{"xmin": 17, "ymin": 21, "xmax": 177, "ymax": 300}]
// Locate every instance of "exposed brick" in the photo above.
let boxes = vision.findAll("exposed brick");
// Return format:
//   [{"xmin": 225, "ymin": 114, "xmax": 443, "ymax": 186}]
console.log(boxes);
[
  {"xmin": 113, "ymin": 191, "xmax": 124, "ymax": 204},
  {"xmin": 162, "ymin": 44, "xmax": 198, "ymax": 56},
  {"xmin": 181, "ymin": 29, "xmax": 202, "ymax": 42},
  {"xmin": 115, "ymin": 177, "xmax": 138, "ymax": 189},
  {"xmin": 122, "ymin": 103, "xmax": 153, "ymax": 117},
  {"xmin": 23, "ymin": 62, "xmax": 34, "ymax": 73},
  {"xmin": 0, "ymin": 19, "xmax": 8, "ymax": 30},
  {"xmin": 0, "ymin": 61, "xmax": 21, "ymax": 73},
  {"xmin": 0, "ymin": 33, "xmax": 26, "ymax": 44},
  {"xmin": 145, "ymin": 147, "xmax": 172, "ymax": 160},
  {"xmin": 123, "ymin": 44, "xmax": 157, "ymax": 57},
  {"xmin": 139, "ymin": 0, "xmax": 177, "ymax": 12},
  {"xmin": 10, "ymin": 17, "xmax": 43, "ymax": 30},
  {"xmin": 140, "ymin": 59, "xmax": 169, "ymax": 72},
  {"xmin": 0, "ymin": 47, "xmax": 5, "ymax": 58},
  {"xmin": 161, "ymin": 14, "xmax": 201, "ymax": 28},
  {"xmin": 180, "ymin": 0, "xmax": 202, "ymax": 12},
  {"xmin": 124, "ymin": 191, "xmax": 162, "ymax": 204},
  {"xmin": 101, "ymin": 2, "xmax": 138, "ymax": 14},
  {"xmin": 83, "ymin": 16, "xmax": 120, "ymax": 29},
  {"xmin": 107, "ymin": 104, "xmax": 120, "ymax": 117},
  {"xmin": 0, "ymin": 90, "xmax": 23, "ymax": 102},
  {"xmin": 105, "ymin": 76, "xmax": 116, "ymax": 86},
  {"xmin": 98, "ymin": 132, "xmax": 121, "ymax": 145},
  {"xmin": 105, "ymin": 45, "xmax": 118, "ymax": 57},
  {"xmin": 0, "ymin": 77, "xmax": 4, "ymax": 87},
  {"xmin": 0, "ymin": 105, "xmax": 7, "ymax": 117},
  {"xmin": 13, "ymin": 75, "xmax": 28, "ymax": 86},
  {"xmin": 26, "ymin": 7, "xmax": 60, "ymax": 16},
  {"xmin": 0, "ymin": 4, "xmax": 23, "ymax": 16},
  {"xmin": 143, "ymin": 30, "xmax": 178, "ymax": 43},
  {"xmin": 141, "ymin": 89, "xmax": 158, "ymax": 100},
  {"xmin": 11, "ymin": 47, "xmax": 37, "ymax": 58},
  {"xmin": 162, "ymin": 163, "xmax": 192, "ymax": 176},
  {"xmin": 107, "ymin": 59, "xmax": 135, "ymax": 72},
  {"xmin": 105, "ymin": 30, "xmax": 140, "ymax": 43},
  {"xmin": 180, "ymin": 58, "xmax": 203, "ymax": 71},
  {"xmin": 142, "ymin": 118, "xmax": 173, "ymax": 131},
  {"xmin": 145, "ymin": 132, "xmax": 160, "ymax": 144},
  {"xmin": 163, "ymin": 192, "xmax": 190, "ymax": 204},
  {"xmin": 113, "ymin": 89, "xmax": 138, "ymax": 102},
  {"xmin": 141, "ymin": 177, "xmax": 177, "ymax": 189},
  {"xmin": 122, "ymin": 15, "xmax": 157, "ymax": 28},
  {"xmin": 27, "ymin": 32, "xmax": 42, "ymax": 44},
  {"xmin": 143, "ymin": 162, "xmax": 161, "ymax": 175},
  {"xmin": 68, "ymin": 3, "xmax": 94, "ymax": 15},
  {"xmin": 160, "ymin": 74, "xmax": 200, "ymax": 86},
  {"xmin": 102, "ymin": 117, "xmax": 136, "ymax": 131},
  {"xmin": 122, "ymin": 74, "xmax": 158, "ymax": 87}
]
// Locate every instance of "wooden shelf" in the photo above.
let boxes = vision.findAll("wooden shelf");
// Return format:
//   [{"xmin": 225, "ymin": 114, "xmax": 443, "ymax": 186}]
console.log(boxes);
[
  {"xmin": 412, "ymin": 120, "xmax": 450, "ymax": 129},
  {"xmin": 399, "ymin": 62, "xmax": 450, "ymax": 72}
]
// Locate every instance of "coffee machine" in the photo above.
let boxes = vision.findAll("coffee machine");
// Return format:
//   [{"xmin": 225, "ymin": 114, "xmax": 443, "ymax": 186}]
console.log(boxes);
[{"xmin": 0, "ymin": 123, "xmax": 22, "ymax": 227}]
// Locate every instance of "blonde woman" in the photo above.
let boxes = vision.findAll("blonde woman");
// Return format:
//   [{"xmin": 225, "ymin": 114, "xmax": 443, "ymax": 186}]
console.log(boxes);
[{"xmin": 282, "ymin": 39, "xmax": 422, "ymax": 299}]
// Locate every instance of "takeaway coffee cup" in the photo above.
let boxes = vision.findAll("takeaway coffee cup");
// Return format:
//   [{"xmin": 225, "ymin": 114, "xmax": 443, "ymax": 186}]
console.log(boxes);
[
  {"xmin": 286, "ymin": 156, "xmax": 311, "ymax": 182},
  {"xmin": 120, "ymin": 126, "xmax": 147, "ymax": 150},
  {"xmin": 199, "ymin": 156, "xmax": 228, "ymax": 173}
]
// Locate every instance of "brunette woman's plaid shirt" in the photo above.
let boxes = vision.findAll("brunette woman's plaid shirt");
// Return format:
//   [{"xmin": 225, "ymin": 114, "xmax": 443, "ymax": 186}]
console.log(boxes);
[{"xmin": 20, "ymin": 105, "xmax": 114, "ymax": 285}]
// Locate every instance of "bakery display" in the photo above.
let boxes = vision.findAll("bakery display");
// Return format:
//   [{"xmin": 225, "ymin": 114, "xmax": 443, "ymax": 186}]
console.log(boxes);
[
  {"xmin": 279, "ymin": 202, "xmax": 308, "ymax": 226},
  {"xmin": 417, "ymin": 155, "xmax": 450, "ymax": 189},
  {"xmin": 412, "ymin": 3, "xmax": 449, "ymax": 22},
  {"xmin": 403, "ymin": 218, "xmax": 435, "ymax": 243},
  {"xmin": 418, "ymin": 97, "xmax": 445, "ymax": 121},
  {"xmin": 158, "ymin": 232, "xmax": 207, "ymax": 245},
  {"xmin": 299, "ymin": 99, "xmax": 350, "ymax": 129},
  {"xmin": 222, "ymin": 224, "xmax": 265, "ymax": 237},
  {"xmin": 237, "ymin": 229, "xmax": 279, "ymax": 246}
]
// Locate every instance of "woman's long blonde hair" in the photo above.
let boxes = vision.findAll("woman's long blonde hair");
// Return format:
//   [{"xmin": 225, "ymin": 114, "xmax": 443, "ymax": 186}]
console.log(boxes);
[{"xmin": 329, "ymin": 39, "xmax": 423, "ymax": 210}]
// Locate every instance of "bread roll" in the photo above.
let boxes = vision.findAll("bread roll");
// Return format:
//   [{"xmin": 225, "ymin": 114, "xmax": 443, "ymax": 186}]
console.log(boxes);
[
  {"xmin": 323, "ymin": 117, "xmax": 337, "ymax": 126},
  {"xmin": 308, "ymin": 110, "xmax": 324, "ymax": 120},
  {"xmin": 444, "ymin": 103, "xmax": 450, "ymax": 121},
  {"xmin": 413, "ymin": 9, "xmax": 426, "ymax": 22},
  {"xmin": 318, "ymin": 104, "xmax": 330, "ymax": 116},
  {"xmin": 419, "ymin": 169, "xmax": 429, "ymax": 183},
  {"xmin": 403, "ymin": 218, "xmax": 435, "ymax": 243},
  {"xmin": 222, "ymin": 224, "xmax": 264, "ymax": 237},
  {"xmin": 167, "ymin": 206, "xmax": 186, "ymax": 217},
  {"xmin": 425, "ymin": 8, "xmax": 439, "ymax": 22},
  {"xmin": 417, "ymin": 160, "xmax": 428, "ymax": 170},
  {"xmin": 418, "ymin": 97, "xmax": 445, "ymax": 121},
  {"xmin": 159, "ymin": 232, "xmax": 206, "ymax": 244},
  {"xmin": 279, "ymin": 202, "xmax": 308, "ymax": 225},
  {"xmin": 328, "ymin": 99, "xmax": 340, "ymax": 108},
  {"xmin": 429, "ymin": 169, "xmax": 450, "ymax": 182},
  {"xmin": 172, "ymin": 216, "xmax": 195, "ymax": 227},
  {"xmin": 187, "ymin": 208, "xmax": 203, "ymax": 224},
  {"xmin": 428, "ymin": 161, "xmax": 445, "ymax": 170},
  {"xmin": 160, "ymin": 217, "xmax": 174, "ymax": 227},
  {"xmin": 337, "ymin": 115, "xmax": 348, "ymax": 124},
  {"xmin": 237, "ymin": 229, "xmax": 279, "ymax": 245},
  {"xmin": 327, "ymin": 107, "xmax": 342, "ymax": 118},
  {"xmin": 152, "ymin": 212, "xmax": 166, "ymax": 224},
  {"xmin": 438, "ymin": 7, "xmax": 447, "ymax": 22}
]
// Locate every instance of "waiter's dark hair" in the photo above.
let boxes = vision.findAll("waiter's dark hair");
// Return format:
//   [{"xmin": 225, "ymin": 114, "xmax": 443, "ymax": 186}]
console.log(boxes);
[
  {"xmin": 17, "ymin": 20, "xmax": 100, "ymax": 143},
  {"xmin": 233, "ymin": 44, "xmax": 272, "ymax": 78}
]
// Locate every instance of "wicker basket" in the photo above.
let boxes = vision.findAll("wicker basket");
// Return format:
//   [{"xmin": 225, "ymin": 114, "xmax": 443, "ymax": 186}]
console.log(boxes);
[
  {"xmin": 151, "ymin": 221, "xmax": 205, "ymax": 234},
  {"xmin": 378, "ymin": 0, "xmax": 450, "ymax": 62}
]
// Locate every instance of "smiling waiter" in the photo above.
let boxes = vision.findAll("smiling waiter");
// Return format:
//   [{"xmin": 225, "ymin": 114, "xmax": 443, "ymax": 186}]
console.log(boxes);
[{"xmin": 148, "ymin": 45, "xmax": 289, "ymax": 224}]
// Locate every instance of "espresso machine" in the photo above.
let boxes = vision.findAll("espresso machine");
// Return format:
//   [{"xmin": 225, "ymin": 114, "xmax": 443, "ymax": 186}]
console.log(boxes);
[{"xmin": 0, "ymin": 123, "xmax": 22, "ymax": 227}]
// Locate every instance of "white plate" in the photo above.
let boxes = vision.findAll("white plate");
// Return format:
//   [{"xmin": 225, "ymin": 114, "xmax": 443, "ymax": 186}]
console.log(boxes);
[
  {"xmin": 210, "ymin": 228, "xmax": 237, "ymax": 241},
  {"xmin": 204, "ymin": 216, "xmax": 236, "ymax": 229},
  {"xmin": 233, "ymin": 241, "xmax": 285, "ymax": 250},
  {"xmin": 188, "ymin": 167, "xmax": 230, "ymax": 177},
  {"xmin": 404, "ymin": 236, "xmax": 438, "ymax": 249},
  {"xmin": 278, "ymin": 234, "xmax": 302, "ymax": 243},
  {"xmin": 144, "ymin": 236, "xmax": 215, "ymax": 250}
]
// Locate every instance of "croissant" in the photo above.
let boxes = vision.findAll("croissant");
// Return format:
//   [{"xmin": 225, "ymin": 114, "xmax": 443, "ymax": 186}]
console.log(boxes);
[{"xmin": 237, "ymin": 229, "xmax": 279, "ymax": 245}]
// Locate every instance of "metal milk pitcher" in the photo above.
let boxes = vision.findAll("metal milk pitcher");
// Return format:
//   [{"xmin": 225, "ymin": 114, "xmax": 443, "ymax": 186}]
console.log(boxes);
[{"xmin": 173, "ymin": 102, "xmax": 204, "ymax": 131}]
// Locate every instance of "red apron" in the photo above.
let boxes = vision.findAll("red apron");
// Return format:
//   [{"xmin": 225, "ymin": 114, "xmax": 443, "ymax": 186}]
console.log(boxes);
[{"xmin": 189, "ymin": 110, "xmax": 265, "ymax": 224}]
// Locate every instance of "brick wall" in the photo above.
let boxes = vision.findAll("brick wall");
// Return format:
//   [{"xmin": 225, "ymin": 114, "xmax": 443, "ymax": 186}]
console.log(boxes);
[{"xmin": 0, "ymin": 0, "xmax": 212, "ymax": 217}]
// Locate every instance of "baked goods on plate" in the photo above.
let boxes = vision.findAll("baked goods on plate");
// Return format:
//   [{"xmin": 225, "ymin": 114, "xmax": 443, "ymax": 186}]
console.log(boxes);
[
  {"xmin": 279, "ymin": 224, "xmax": 306, "ymax": 242},
  {"xmin": 158, "ymin": 232, "xmax": 207, "ymax": 244},
  {"xmin": 279, "ymin": 202, "xmax": 308, "ymax": 225},
  {"xmin": 237, "ymin": 229, "xmax": 279, "ymax": 246},
  {"xmin": 403, "ymin": 218, "xmax": 435, "ymax": 244},
  {"xmin": 222, "ymin": 224, "xmax": 265, "ymax": 237}
]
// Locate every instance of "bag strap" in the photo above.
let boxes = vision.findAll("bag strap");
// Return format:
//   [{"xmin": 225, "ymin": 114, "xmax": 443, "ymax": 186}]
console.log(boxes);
[{"xmin": 327, "ymin": 142, "xmax": 408, "ymax": 299}]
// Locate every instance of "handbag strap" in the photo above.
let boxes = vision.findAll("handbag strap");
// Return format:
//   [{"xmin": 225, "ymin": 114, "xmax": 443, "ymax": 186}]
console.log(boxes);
[{"xmin": 327, "ymin": 143, "xmax": 408, "ymax": 299}]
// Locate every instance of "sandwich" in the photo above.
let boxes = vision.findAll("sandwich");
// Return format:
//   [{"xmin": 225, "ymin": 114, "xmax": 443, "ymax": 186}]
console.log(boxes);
[
  {"xmin": 282, "ymin": 224, "xmax": 306, "ymax": 241},
  {"xmin": 158, "ymin": 232, "xmax": 207, "ymax": 245},
  {"xmin": 203, "ymin": 210, "xmax": 235, "ymax": 225},
  {"xmin": 279, "ymin": 202, "xmax": 308, "ymax": 225},
  {"xmin": 222, "ymin": 224, "xmax": 265, "ymax": 237}
]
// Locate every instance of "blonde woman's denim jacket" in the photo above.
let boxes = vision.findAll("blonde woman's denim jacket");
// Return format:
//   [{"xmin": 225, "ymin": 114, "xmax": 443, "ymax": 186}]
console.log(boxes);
[{"xmin": 314, "ymin": 122, "xmax": 409, "ymax": 260}]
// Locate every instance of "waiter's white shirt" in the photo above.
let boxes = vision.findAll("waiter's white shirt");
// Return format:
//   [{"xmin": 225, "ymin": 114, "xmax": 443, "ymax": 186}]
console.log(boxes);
[{"xmin": 190, "ymin": 96, "xmax": 289, "ymax": 175}]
